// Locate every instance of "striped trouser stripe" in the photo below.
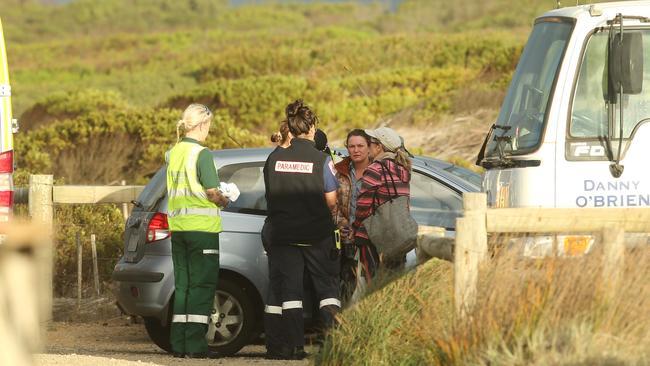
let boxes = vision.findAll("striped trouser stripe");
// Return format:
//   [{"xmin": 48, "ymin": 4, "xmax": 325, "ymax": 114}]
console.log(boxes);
[
  {"xmin": 187, "ymin": 314, "xmax": 209, "ymax": 324},
  {"xmin": 319, "ymin": 298, "xmax": 341, "ymax": 308},
  {"xmin": 282, "ymin": 301, "xmax": 303, "ymax": 310},
  {"xmin": 172, "ymin": 315, "xmax": 187, "ymax": 323},
  {"xmin": 203, "ymin": 249, "xmax": 219, "ymax": 255},
  {"xmin": 173, "ymin": 314, "xmax": 209, "ymax": 324},
  {"xmin": 264, "ymin": 305, "xmax": 282, "ymax": 315}
]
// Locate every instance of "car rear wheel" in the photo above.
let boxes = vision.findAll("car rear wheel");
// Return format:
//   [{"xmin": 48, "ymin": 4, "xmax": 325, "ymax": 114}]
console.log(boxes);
[
  {"xmin": 206, "ymin": 277, "xmax": 256, "ymax": 356},
  {"xmin": 143, "ymin": 315, "xmax": 173, "ymax": 353},
  {"xmin": 144, "ymin": 277, "xmax": 256, "ymax": 356}
]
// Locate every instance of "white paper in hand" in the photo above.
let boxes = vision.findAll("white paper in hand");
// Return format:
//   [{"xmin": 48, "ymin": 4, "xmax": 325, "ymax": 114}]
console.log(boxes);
[{"xmin": 219, "ymin": 182, "xmax": 241, "ymax": 202}]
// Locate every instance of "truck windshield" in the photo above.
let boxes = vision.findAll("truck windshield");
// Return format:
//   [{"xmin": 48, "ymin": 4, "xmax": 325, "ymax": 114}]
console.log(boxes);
[
  {"xmin": 570, "ymin": 29, "xmax": 650, "ymax": 139},
  {"xmin": 486, "ymin": 19, "xmax": 574, "ymax": 157}
]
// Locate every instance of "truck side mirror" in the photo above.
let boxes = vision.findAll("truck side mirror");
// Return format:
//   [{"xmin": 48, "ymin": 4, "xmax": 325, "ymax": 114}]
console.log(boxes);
[{"xmin": 609, "ymin": 32, "xmax": 644, "ymax": 95}]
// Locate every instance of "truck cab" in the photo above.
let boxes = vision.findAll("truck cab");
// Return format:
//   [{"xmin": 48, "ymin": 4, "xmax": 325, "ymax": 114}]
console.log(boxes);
[
  {"xmin": 0, "ymin": 18, "xmax": 14, "ymax": 230},
  {"xmin": 478, "ymin": 2, "xmax": 650, "ymax": 211}
]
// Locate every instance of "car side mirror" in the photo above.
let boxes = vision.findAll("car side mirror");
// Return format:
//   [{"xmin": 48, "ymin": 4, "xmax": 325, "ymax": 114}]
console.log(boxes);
[{"xmin": 609, "ymin": 31, "xmax": 644, "ymax": 95}]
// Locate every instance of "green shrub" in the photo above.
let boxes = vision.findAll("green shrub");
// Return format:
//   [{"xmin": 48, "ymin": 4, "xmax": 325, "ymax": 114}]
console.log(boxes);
[
  {"xmin": 15, "ymin": 97, "xmax": 265, "ymax": 184},
  {"xmin": 19, "ymin": 89, "xmax": 130, "ymax": 131}
]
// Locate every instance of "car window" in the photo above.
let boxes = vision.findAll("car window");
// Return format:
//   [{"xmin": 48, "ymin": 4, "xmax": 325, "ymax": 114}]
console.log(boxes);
[
  {"xmin": 570, "ymin": 30, "xmax": 650, "ymax": 138},
  {"xmin": 136, "ymin": 167, "xmax": 167, "ymax": 211},
  {"xmin": 218, "ymin": 162, "xmax": 267, "ymax": 215},
  {"xmin": 445, "ymin": 166, "xmax": 482, "ymax": 188},
  {"xmin": 409, "ymin": 170, "xmax": 463, "ymax": 229}
]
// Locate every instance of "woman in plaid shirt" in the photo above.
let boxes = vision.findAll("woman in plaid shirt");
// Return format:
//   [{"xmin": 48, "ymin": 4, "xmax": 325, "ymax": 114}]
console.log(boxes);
[{"xmin": 352, "ymin": 127, "xmax": 412, "ymax": 281}]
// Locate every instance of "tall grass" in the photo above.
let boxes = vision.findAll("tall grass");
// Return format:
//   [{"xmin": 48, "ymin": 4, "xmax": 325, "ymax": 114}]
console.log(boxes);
[{"xmin": 318, "ymin": 244, "xmax": 650, "ymax": 365}]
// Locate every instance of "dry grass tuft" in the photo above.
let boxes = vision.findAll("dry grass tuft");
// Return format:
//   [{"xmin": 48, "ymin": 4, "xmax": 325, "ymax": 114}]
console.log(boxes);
[
  {"xmin": 317, "ymin": 243, "xmax": 650, "ymax": 365},
  {"xmin": 317, "ymin": 259, "xmax": 454, "ymax": 365}
]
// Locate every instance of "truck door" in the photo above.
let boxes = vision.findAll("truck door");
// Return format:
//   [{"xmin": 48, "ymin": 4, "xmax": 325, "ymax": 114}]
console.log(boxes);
[{"xmin": 558, "ymin": 25, "xmax": 650, "ymax": 208}]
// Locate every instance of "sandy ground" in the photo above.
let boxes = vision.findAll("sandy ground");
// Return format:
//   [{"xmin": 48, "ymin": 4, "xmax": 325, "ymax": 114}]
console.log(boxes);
[{"xmin": 39, "ymin": 315, "xmax": 312, "ymax": 366}]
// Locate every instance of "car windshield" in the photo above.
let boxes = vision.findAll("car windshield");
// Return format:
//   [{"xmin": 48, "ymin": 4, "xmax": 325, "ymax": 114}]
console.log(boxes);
[{"xmin": 486, "ymin": 19, "xmax": 574, "ymax": 157}]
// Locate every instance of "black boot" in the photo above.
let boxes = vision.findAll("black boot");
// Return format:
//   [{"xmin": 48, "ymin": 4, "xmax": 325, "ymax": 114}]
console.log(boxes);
[
  {"xmin": 187, "ymin": 350, "xmax": 221, "ymax": 359},
  {"xmin": 292, "ymin": 346, "xmax": 308, "ymax": 360},
  {"xmin": 264, "ymin": 346, "xmax": 293, "ymax": 360}
]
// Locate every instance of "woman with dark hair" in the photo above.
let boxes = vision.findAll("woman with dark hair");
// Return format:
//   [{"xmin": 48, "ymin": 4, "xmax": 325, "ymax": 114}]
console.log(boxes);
[
  {"xmin": 332, "ymin": 129, "xmax": 371, "ymax": 300},
  {"xmin": 263, "ymin": 100, "xmax": 340, "ymax": 360},
  {"xmin": 270, "ymin": 121, "xmax": 292, "ymax": 148},
  {"xmin": 352, "ymin": 127, "xmax": 412, "ymax": 281}
]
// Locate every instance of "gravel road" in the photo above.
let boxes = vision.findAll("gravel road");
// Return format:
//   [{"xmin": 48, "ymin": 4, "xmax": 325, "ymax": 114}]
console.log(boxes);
[{"xmin": 38, "ymin": 316, "xmax": 312, "ymax": 366}]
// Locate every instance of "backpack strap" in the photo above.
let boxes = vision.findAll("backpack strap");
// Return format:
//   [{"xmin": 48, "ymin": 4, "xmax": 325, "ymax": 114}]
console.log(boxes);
[{"xmin": 369, "ymin": 161, "xmax": 399, "ymax": 214}]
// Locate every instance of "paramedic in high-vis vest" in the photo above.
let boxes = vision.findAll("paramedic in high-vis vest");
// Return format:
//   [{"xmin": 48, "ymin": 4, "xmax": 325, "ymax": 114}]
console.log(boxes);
[{"xmin": 165, "ymin": 104, "xmax": 234, "ymax": 359}]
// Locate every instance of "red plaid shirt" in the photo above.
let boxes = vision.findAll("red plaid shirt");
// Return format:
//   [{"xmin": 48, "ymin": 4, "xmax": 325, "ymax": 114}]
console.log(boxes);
[{"xmin": 352, "ymin": 158, "xmax": 411, "ymax": 240}]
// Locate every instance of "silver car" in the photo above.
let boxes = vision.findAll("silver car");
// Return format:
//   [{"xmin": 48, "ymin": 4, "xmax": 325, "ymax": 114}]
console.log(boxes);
[{"xmin": 112, "ymin": 148, "xmax": 480, "ymax": 355}]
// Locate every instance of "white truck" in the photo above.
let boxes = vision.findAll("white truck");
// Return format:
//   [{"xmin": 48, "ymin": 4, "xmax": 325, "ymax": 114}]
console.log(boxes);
[
  {"xmin": 0, "ymin": 18, "xmax": 15, "ymax": 228},
  {"xmin": 476, "ymin": 1, "xmax": 650, "ymax": 255}
]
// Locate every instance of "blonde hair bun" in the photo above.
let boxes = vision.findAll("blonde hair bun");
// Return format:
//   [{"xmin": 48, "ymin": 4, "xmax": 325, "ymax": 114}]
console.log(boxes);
[{"xmin": 176, "ymin": 104, "xmax": 213, "ymax": 142}]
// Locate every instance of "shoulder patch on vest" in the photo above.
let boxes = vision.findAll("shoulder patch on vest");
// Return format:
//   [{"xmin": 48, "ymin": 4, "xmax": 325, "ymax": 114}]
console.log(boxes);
[
  {"xmin": 275, "ymin": 161, "xmax": 314, "ymax": 174},
  {"xmin": 327, "ymin": 159, "xmax": 336, "ymax": 176}
]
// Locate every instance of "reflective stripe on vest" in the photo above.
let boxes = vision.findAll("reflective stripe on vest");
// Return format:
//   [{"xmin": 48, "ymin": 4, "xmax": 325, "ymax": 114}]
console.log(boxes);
[
  {"xmin": 166, "ymin": 142, "xmax": 222, "ymax": 233},
  {"xmin": 168, "ymin": 208, "xmax": 221, "ymax": 218},
  {"xmin": 168, "ymin": 187, "xmax": 208, "ymax": 200}
]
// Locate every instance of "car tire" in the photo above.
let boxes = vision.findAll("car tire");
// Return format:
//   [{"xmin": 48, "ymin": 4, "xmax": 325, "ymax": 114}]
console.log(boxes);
[
  {"xmin": 144, "ymin": 277, "xmax": 256, "ymax": 356},
  {"xmin": 143, "ymin": 316, "xmax": 173, "ymax": 353},
  {"xmin": 206, "ymin": 277, "xmax": 257, "ymax": 356}
]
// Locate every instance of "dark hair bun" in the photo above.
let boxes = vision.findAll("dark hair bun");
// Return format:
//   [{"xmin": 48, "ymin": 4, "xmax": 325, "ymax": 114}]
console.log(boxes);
[
  {"xmin": 270, "ymin": 132, "xmax": 282, "ymax": 143},
  {"xmin": 286, "ymin": 99, "xmax": 305, "ymax": 119},
  {"xmin": 285, "ymin": 99, "xmax": 318, "ymax": 136}
]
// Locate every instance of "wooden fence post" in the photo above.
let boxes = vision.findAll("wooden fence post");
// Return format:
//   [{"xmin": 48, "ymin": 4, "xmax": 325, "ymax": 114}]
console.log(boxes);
[
  {"xmin": 454, "ymin": 192, "xmax": 488, "ymax": 317},
  {"xmin": 76, "ymin": 232, "xmax": 82, "ymax": 309},
  {"xmin": 28, "ymin": 174, "xmax": 54, "ymax": 323},
  {"xmin": 90, "ymin": 234, "xmax": 100, "ymax": 296},
  {"xmin": 121, "ymin": 180, "xmax": 129, "ymax": 221},
  {"xmin": 463, "ymin": 193, "xmax": 488, "ymax": 261},
  {"xmin": 602, "ymin": 224, "xmax": 624, "ymax": 300},
  {"xmin": 0, "ymin": 224, "xmax": 48, "ymax": 366}
]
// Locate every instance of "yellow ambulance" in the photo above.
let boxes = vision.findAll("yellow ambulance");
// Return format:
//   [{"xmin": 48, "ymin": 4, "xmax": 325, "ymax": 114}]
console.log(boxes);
[{"xmin": 0, "ymin": 18, "xmax": 14, "ymax": 225}]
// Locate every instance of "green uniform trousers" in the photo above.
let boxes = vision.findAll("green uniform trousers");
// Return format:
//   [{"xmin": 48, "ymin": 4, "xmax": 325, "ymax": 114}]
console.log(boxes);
[{"xmin": 170, "ymin": 231, "xmax": 220, "ymax": 354}]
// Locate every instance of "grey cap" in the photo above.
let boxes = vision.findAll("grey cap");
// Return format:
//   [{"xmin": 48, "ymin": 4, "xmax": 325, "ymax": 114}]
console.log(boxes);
[{"xmin": 365, "ymin": 127, "xmax": 402, "ymax": 152}]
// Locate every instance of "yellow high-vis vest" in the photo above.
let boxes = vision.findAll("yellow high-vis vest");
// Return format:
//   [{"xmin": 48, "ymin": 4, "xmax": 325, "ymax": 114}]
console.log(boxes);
[{"xmin": 166, "ymin": 142, "xmax": 222, "ymax": 233}]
